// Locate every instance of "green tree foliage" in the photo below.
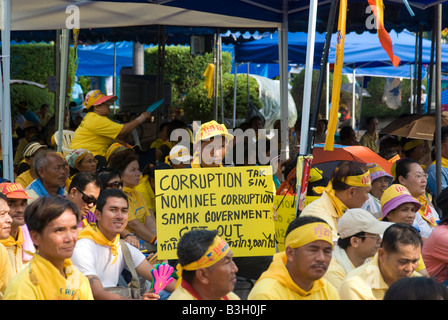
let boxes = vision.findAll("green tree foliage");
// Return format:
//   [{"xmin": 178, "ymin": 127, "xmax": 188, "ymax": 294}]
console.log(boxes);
[
  {"xmin": 144, "ymin": 45, "xmax": 262, "ymax": 123},
  {"xmin": 182, "ymin": 73, "xmax": 261, "ymax": 123},
  {"xmin": 8, "ymin": 43, "xmax": 77, "ymax": 116},
  {"xmin": 144, "ymin": 45, "xmax": 232, "ymax": 102}
]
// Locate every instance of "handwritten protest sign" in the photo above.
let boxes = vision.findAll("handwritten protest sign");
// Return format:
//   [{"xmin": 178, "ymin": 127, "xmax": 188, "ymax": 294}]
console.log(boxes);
[
  {"xmin": 155, "ymin": 166, "xmax": 276, "ymax": 260},
  {"xmin": 274, "ymin": 195, "xmax": 320, "ymax": 251},
  {"xmin": 273, "ymin": 195, "xmax": 296, "ymax": 252}
]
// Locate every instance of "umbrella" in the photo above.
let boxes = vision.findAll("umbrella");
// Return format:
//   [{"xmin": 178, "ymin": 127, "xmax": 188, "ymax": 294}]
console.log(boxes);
[
  {"xmin": 380, "ymin": 114, "xmax": 448, "ymax": 140},
  {"xmin": 311, "ymin": 144, "xmax": 393, "ymax": 182}
]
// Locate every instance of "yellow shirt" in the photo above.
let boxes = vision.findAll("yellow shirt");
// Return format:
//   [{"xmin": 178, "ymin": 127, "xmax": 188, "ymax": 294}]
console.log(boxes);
[
  {"xmin": 338, "ymin": 253, "xmax": 421, "ymax": 300},
  {"xmin": 70, "ymin": 112, "xmax": 124, "ymax": 157},
  {"xmin": 359, "ymin": 131, "xmax": 379, "ymax": 154},
  {"xmin": 248, "ymin": 252, "xmax": 340, "ymax": 300},
  {"xmin": 3, "ymin": 254, "xmax": 93, "ymax": 300},
  {"xmin": 15, "ymin": 170, "xmax": 35, "ymax": 189},
  {"xmin": 323, "ymin": 256, "xmax": 354, "ymax": 290},
  {"xmin": 123, "ymin": 186, "xmax": 152, "ymax": 230},
  {"xmin": 135, "ymin": 175, "xmax": 156, "ymax": 212},
  {"xmin": 300, "ymin": 192, "xmax": 340, "ymax": 240},
  {"xmin": 169, "ymin": 280, "xmax": 240, "ymax": 300},
  {"xmin": 0, "ymin": 243, "xmax": 13, "ymax": 299},
  {"xmin": 0, "ymin": 228, "xmax": 29, "ymax": 275}
]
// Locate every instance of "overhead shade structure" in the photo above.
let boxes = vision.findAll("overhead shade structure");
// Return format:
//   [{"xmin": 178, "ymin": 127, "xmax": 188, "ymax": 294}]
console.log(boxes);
[{"xmin": 2, "ymin": 0, "xmax": 448, "ymax": 182}]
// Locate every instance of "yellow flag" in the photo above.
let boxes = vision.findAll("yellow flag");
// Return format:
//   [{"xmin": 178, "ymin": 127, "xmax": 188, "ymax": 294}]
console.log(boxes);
[
  {"xmin": 203, "ymin": 63, "xmax": 215, "ymax": 98},
  {"xmin": 324, "ymin": 0, "xmax": 347, "ymax": 151}
]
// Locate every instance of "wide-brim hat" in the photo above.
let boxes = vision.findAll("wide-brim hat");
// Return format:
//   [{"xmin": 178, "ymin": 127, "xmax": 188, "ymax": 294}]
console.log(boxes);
[
  {"xmin": 83, "ymin": 90, "xmax": 117, "ymax": 110},
  {"xmin": 380, "ymin": 184, "xmax": 422, "ymax": 220}
]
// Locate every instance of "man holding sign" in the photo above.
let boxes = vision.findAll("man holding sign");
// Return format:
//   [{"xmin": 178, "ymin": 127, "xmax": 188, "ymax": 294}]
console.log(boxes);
[{"xmin": 156, "ymin": 120, "xmax": 274, "ymax": 281}]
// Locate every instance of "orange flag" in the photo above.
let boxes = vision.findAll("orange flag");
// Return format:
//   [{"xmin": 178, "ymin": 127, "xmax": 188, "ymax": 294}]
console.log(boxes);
[{"xmin": 368, "ymin": 0, "xmax": 401, "ymax": 67}]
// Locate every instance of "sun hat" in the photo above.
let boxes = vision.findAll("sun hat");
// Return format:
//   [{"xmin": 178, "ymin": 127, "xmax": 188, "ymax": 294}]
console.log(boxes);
[
  {"xmin": 380, "ymin": 184, "xmax": 422, "ymax": 220},
  {"xmin": 366, "ymin": 163, "xmax": 393, "ymax": 184},
  {"xmin": 66, "ymin": 149, "xmax": 91, "ymax": 169},
  {"xmin": 0, "ymin": 182, "xmax": 33, "ymax": 199},
  {"xmin": 83, "ymin": 90, "xmax": 117, "ymax": 110},
  {"xmin": 22, "ymin": 141, "xmax": 47, "ymax": 158},
  {"xmin": 105, "ymin": 142, "xmax": 134, "ymax": 162},
  {"xmin": 193, "ymin": 120, "xmax": 234, "ymax": 144},
  {"xmin": 167, "ymin": 144, "xmax": 192, "ymax": 164},
  {"xmin": 338, "ymin": 208, "xmax": 394, "ymax": 239}
]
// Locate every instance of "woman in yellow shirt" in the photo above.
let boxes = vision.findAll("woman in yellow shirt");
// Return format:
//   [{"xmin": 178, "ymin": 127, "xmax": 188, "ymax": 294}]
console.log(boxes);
[
  {"xmin": 70, "ymin": 90, "xmax": 152, "ymax": 159},
  {"xmin": 108, "ymin": 148, "xmax": 157, "ymax": 250}
]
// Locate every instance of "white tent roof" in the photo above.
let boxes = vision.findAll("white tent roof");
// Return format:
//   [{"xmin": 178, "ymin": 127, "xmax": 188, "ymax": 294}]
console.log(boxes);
[{"xmin": 6, "ymin": 0, "xmax": 280, "ymax": 31}]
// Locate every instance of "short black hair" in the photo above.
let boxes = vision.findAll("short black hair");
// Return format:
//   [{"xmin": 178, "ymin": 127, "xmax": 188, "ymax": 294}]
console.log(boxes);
[
  {"xmin": 95, "ymin": 188, "xmax": 128, "ymax": 213},
  {"xmin": 25, "ymin": 195, "xmax": 80, "ymax": 234},
  {"xmin": 381, "ymin": 223, "xmax": 422, "ymax": 254},
  {"xmin": 177, "ymin": 229, "xmax": 219, "ymax": 283},
  {"xmin": 68, "ymin": 172, "xmax": 101, "ymax": 193}
]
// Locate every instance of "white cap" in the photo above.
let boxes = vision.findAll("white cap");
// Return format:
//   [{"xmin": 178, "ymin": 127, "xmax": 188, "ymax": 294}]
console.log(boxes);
[{"xmin": 338, "ymin": 208, "xmax": 394, "ymax": 239}]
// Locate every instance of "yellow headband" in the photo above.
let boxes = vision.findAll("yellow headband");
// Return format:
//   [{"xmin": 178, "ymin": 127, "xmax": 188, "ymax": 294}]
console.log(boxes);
[
  {"xmin": 285, "ymin": 222, "xmax": 333, "ymax": 249},
  {"xmin": 183, "ymin": 236, "xmax": 230, "ymax": 271},
  {"xmin": 342, "ymin": 171, "xmax": 371, "ymax": 187},
  {"xmin": 175, "ymin": 236, "xmax": 230, "ymax": 287}
]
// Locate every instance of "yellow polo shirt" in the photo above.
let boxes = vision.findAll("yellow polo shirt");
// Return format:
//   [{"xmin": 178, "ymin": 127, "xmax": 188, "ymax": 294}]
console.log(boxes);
[
  {"xmin": 70, "ymin": 112, "xmax": 123, "ymax": 157},
  {"xmin": 135, "ymin": 175, "xmax": 156, "ymax": 212},
  {"xmin": 324, "ymin": 257, "xmax": 355, "ymax": 290},
  {"xmin": 339, "ymin": 253, "xmax": 421, "ymax": 300},
  {"xmin": 248, "ymin": 252, "xmax": 340, "ymax": 300},
  {"xmin": 15, "ymin": 170, "xmax": 34, "ymax": 189},
  {"xmin": 123, "ymin": 186, "xmax": 152, "ymax": 230},
  {"xmin": 0, "ymin": 243, "xmax": 13, "ymax": 299},
  {"xmin": 3, "ymin": 254, "xmax": 93, "ymax": 300}
]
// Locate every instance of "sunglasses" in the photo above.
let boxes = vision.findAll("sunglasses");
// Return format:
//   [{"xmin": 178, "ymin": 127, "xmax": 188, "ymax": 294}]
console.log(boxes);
[
  {"xmin": 77, "ymin": 189, "xmax": 97, "ymax": 206},
  {"xmin": 106, "ymin": 180, "xmax": 123, "ymax": 189}
]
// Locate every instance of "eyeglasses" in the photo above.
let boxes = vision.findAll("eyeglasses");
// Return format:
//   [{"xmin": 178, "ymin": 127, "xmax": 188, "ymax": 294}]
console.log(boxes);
[
  {"xmin": 357, "ymin": 235, "xmax": 381, "ymax": 241},
  {"xmin": 77, "ymin": 189, "xmax": 97, "ymax": 206},
  {"xmin": 411, "ymin": 173, "xmax": 428, "ymax": 180},
  {"xmin": 106, "ymin": 180, "xmax": 123, "ymax": 189}
]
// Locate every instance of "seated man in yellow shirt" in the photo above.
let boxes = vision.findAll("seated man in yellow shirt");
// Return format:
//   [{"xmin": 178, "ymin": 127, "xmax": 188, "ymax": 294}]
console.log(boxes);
[
  {"xmin": 339, "ymin": 223, "xmax": 423, "ymax": 300},
  {"xmin": 323, "ymin": 208, "xmax": 393, "ymax": 289},
  {"xmin": 248, "ymin": 216, "xmax": 340, "ymax": 300},
  {"xmin": 0, "ymin": 192, "xmax": 13, "ymax": 298},
  {"xmin": 70, "ymin": 90, "xmax": 152, "ymax": 159},
  {"xmin": 0, "ymin": 182, "xmax": 36, "ymax": 275},
  {"xmin": 169, "ymin": 229, "xmax": 240, "ymax": 300},
  {"xmin": 4, "ymin": 195, "xmax": 93, "ymax": 300}
]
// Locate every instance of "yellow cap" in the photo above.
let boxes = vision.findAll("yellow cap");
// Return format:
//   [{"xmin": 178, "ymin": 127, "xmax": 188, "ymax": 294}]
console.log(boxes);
[{"xmin": 194, "ymin": 120, "xmax": 234, "ymax": 144}]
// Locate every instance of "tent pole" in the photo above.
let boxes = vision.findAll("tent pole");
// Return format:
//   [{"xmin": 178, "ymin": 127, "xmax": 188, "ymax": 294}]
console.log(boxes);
[
  {"xmin": 279, "ymin": 0, "xmax": 289, "ymax": 163},
  {"xmin": 233, "ymin": 62, "xmax": 237, "ymax": 128},
  {"xmin": 427, "ymin": 17, "xmax": 436, "ymax": 114},
  {"xmin": 56, "ymin": 29, "xmax": 70, "ymax": 153},
  {"xmin": 305, "ymin": 0, "xmax": 338, "ymax": 155},
  {"xmin": 435, "ymin": 4, "xmax": 442, "ymax": 202},
  {"xmin": 417, "ymin": 24, "xmax": 423, "ymax": 114},
  {"xmin": 299, "ymin": 0, "xmax": 318, "ymax": 156},
  {"xmin": 1, "ymin": 0, "xmax": 13, "ymax": 181},
  {"xmin": 326, "ymin": 62, "xmax": 330, "ymax": 120},
  {"xmin": 410, "ymin": 64, "xmax": 414, "ymax": 114},
  {"xmin": 113, "ymin": 42, "xmax": 117, "ymax": 115},
  {"xmin": 352, "ymin": 68, "xmax": 356, "ymax": 129}
]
